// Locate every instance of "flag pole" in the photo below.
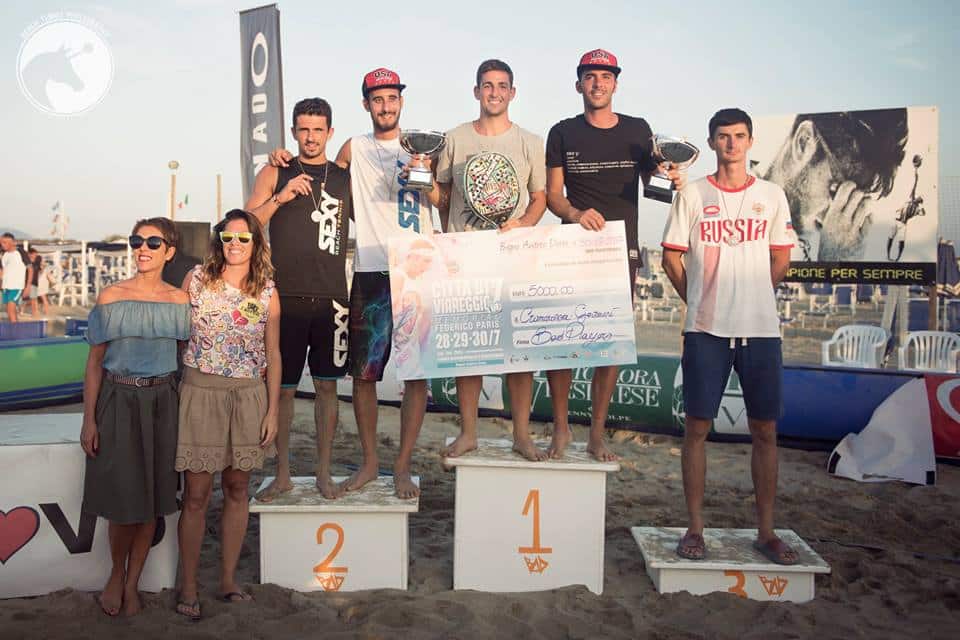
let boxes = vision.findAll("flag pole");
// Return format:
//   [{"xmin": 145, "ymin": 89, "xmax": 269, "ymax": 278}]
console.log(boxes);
[{"xmin": 168, "ymin": 160, "xmax": 179, "ymax": 220}]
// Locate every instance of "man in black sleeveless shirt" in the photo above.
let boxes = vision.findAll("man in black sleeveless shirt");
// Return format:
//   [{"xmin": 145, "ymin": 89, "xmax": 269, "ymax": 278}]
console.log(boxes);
[
  {"xmin": 544, "ymin": 49, "xmax": 684, "ymax": 461},
  {"xmin": 246, "ymin": 97, "xmax": 352, "ymax": 501}
]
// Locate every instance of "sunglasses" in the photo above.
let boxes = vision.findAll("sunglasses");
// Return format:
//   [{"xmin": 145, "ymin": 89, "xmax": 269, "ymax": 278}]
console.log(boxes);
[
  {"xmin": 220, "ymin": 231, "xmax": 253, "ymax": 244},
  {"xmin": 129, "ymin": 235, "xmax": 166, "ymax": 250}
]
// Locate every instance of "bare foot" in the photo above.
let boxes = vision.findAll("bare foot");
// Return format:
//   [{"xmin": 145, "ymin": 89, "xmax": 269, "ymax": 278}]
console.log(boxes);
[
  {"xmin": 587, "ymin": 435, "xmax": 619, "ymax": 462},
  {"xmin": 98, "ymin": 573, "xmax": 123, "ymax": 617},
  {"xmin": 546, "ymin": 425, "xmax": 572, "ymax": 459},
  {"xmin": 316, "ymin": 471, "xmax": 344, "ymax": 499},
  {"xmin": 394, "ymin": 470, "xmax": 420, "ymax": 499},
  {"xmin": 121, "ymin": 587, "xmax": 141, "ymax": 617},
  {"xmin": 441, "ymin": 433, "xmax": 478, "ymax": 458},
  {"xmin": 340, "ymin": 465, "xmax": 378, "ymax": 492},
  {"xmin": 513, "ymin": 438, "xmax": 547, "ymax": 462},
  {"xmin": 254, "ymin": 477, "xmax": 294, "ymax": 503}
]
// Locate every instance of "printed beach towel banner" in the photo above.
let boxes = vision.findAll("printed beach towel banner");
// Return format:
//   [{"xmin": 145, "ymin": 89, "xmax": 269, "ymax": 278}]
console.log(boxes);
[
  {"xmin": 239, "ymin": 4, "xmax": 284, "ymax": 203},
  {"xmin": 751, "ymin": 106, "xmax": 938, "ymax": 284},
  {"xmin": 387, "ymin": 223, "xmax": 637, "ymax": 381}
]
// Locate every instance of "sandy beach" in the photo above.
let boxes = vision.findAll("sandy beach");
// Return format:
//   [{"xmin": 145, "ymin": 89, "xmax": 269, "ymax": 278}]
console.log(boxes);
[{"xmin": 1, "ymin": 398, "xmax": 958, "ymax": 639}]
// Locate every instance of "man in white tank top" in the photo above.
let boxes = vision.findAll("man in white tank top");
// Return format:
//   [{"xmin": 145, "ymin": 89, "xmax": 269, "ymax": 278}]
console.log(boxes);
[{"xmin": 268, "ymin": 68, "xmax": 433, "ymax": 499}]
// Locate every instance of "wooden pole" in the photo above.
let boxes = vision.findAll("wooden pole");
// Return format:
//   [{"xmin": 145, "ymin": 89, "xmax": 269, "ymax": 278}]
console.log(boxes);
[
  {"xmin": 929, "ymin": 285, "xmax": 938, "ymax": 330},
  {"xmin": 216, "ymin": 173, "xmax": 222, "ymax": 222}
]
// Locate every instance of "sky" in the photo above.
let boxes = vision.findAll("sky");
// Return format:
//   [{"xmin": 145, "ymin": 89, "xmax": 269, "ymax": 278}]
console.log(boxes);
[{"xmin": 2, "ymin": 0, "xmax": 958, "ymax": 247}]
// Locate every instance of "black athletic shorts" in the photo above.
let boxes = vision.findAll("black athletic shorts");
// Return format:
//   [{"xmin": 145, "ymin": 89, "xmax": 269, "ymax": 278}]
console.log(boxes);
[{"xmin": 279, "ymin": 295, "xmax": 349, "ymax": 386}]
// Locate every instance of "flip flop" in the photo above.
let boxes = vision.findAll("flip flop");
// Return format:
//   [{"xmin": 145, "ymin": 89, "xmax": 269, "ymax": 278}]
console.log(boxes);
[
  {"xmin": 175, "ymin": 599, "xmax": 201, "ymax": 622},
  {"xmin": 753, "ymin": 537, "xmax": 799, "ymax": 566},
  {"xmin": 676, "ymin": 532, "xmax": 706, "ymax": 560},
  {"xmin": 220, "ymin": 591, "xmax": 252, "ymax": 603}
]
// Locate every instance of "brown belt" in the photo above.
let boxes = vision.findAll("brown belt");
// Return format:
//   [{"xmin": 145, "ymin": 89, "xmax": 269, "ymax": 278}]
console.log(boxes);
[{"xmin": 105, "ymin": 371, "xmax": 174, "ymax": 387}]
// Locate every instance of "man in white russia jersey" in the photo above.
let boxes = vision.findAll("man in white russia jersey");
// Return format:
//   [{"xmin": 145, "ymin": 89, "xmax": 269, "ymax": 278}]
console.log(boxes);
[{"xmin": 661, "ymin": 108, "xmax": 799, "ymax": 565}]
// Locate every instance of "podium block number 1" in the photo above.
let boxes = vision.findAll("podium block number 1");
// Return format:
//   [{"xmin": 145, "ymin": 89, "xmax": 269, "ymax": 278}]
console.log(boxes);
[
  {"xmin": 518, "ymin": 489, "xmax": 552, "ymax": 574},
  {"xmin": 313, "ymin": 523, "xmax": 348, "ymax": 591}
]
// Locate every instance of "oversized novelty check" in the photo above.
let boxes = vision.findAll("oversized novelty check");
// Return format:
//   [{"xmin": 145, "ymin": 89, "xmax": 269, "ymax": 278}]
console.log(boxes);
[{"xmin": 387, "ymin": 221, "xmax": 637, "ymax": 380}]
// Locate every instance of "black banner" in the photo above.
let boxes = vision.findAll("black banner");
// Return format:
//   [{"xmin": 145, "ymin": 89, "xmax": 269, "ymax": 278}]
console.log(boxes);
[
  {"xmin": 239, "ymin": 4, "xmax": 284, "ymax": 203},
  {"xmin": 785, "ymin": 261, "xmax": 935, "ymax": 285}
]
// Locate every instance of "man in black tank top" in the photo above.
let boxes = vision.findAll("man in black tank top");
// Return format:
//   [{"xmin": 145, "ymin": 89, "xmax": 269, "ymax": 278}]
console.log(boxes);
[{"xmin": 246, "ymin": 98, "xmax": 352, "ymax": 502}]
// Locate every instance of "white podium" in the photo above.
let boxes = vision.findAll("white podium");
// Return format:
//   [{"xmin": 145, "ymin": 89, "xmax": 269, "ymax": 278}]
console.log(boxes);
[
  {"xmin": 249, "ymin": 476, "xmax": 418, "ymax": 592},
  {"xmin": 444, "ymin": 438, "xmax": 619, "ymax": 595},
  {"xmin": 631, "ymin": 527, "xmax": 831, "ymax": 603},
  {"xmin": 0, "ymin": 413, "xmax": 178, "ymax": 598}
]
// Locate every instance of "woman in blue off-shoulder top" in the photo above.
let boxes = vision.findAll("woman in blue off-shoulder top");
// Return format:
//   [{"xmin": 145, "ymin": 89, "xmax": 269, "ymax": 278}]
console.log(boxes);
[{"xmin": 79, "ymin": 217, "xmax": 190, "ymax": 617}]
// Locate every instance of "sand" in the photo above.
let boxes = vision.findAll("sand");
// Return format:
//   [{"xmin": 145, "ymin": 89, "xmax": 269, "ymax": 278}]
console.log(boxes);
[{"xmin": 1, "ymin": 398, "xmax": 959, "ymax": 639}]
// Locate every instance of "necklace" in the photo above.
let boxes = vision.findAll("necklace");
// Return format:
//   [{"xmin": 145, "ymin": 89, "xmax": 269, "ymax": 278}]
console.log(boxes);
[
  {"xmin": 372, "ymin": 134, "xmax": 400, "ymax": 198},
  {"xmin": 296, "ymin": 156, "xmax": 329, "ymax": 216},
  {"xmin": 717, "ymin": 175, "xmax": 748, "ymax": 246}
]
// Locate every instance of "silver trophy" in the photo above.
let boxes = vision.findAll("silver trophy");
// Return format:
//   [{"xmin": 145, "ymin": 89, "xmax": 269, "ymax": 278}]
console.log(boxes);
[
  {"xmin": 399, "ymin": 130, "xmax": 446, "ymax": 191},
  {"xmin": 643, "ymin": 135, "xmax": 700, "ymax": 203}
]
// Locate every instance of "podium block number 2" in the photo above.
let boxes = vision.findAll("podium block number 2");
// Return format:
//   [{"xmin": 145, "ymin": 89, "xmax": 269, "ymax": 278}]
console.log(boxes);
[
  {"xmin": 518, "ymin": 489, "xmax": 552, "ymax": 574},
  {"xmin": 313, "ymin": 523, "xmax": 348, "ymax": 591}
]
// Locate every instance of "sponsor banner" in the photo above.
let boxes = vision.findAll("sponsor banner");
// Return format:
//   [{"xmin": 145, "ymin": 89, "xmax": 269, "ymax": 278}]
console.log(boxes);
[
  {"xmin": 430, "ymin": 375, "xmax": 505, "ymax": 412},
  {"xmin": 0, "ymin": 414, "xmax": 177, "ymax": 598},
  {"xmin": 387, "ymin": 223, "xmax": 636, "ymax": 381},
  {"xmin": 752, "ymin": 107, "xmax": 938, "ymax": 284},
  {"xmin": 924, "ymin": 375, "xmax": 960, "ymax": 459},
  {"xmin": 303, "ymin": 354, "xmax": 944, "ymax": 446},
  {"xmin": 239, "ymin": 4, "xmax": 284, "ymax": 202},
  {"xmin": 530, "ymin": 357, "xmax": 678, "ymax": 428}
]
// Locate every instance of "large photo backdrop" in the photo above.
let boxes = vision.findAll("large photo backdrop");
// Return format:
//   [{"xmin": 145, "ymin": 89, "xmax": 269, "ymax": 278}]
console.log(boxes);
[{"xmin": 751, "ymin": 106, "xmax": 939, "ymax": 284}]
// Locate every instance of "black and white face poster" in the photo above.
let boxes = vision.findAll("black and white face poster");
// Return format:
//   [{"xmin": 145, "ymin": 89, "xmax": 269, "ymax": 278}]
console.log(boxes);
[{"xmin": 751, "ymin": 106, "xmax": 938, "ymax": 284}]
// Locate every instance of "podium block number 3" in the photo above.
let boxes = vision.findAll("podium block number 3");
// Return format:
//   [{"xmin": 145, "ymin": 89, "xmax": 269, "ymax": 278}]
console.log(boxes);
[
  {"xmin": 313, "ymin": 523, "xmax": 348, "ymax": 591},
  {"xmin": 518, "ymin": 489, "xmax": 552, "ymax": 574},
  {"xmin": 724, "ymin": 570, "xmax": 747, "ymax": 598}
]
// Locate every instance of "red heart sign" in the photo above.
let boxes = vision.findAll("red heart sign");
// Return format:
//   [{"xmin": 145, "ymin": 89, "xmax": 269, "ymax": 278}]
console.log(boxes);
[{"xmin": 0, "ymin": 507, "xmax": 41, "ymax": 564}]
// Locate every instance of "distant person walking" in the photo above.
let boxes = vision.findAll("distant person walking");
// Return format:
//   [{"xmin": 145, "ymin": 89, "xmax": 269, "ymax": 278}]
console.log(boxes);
[
  {"xmin": 23, "ymin": 247, "xmax": 49, "ymax": 316},
  {"xmin": 1, "ymin": 233, "xmax": 33, "ymax": 323}
]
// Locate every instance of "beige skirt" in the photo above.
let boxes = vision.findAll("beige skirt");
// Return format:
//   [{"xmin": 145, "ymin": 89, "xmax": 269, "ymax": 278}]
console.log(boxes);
[{"xmin": 176, "ymin": 366, "xmax": 276, "ymax": 473}]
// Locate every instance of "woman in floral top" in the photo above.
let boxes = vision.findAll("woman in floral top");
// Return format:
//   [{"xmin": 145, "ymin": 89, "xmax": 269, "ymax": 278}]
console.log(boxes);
[{"xmin": 175, "ymin": 209, "xmax": 280, "ymax": 619}]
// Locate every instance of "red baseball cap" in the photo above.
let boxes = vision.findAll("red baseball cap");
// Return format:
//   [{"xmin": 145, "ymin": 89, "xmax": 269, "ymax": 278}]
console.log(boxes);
[
  {"xmin": 576, "ymin": 49, "xmax": 621, "ymax": 77},
  {"xmin": 362, "ymin": 68, "xmax": 406, "ymax": 97}
]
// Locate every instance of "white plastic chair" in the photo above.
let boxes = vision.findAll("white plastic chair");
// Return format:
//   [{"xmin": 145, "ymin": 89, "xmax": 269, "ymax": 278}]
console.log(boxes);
[
  {"xmin": 821, "ymin": 324, "xmax": 889, "ymax": 368},
  {"xmin": 898, "ymin": 331, "xmax": 960, "ymax": 372}
]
